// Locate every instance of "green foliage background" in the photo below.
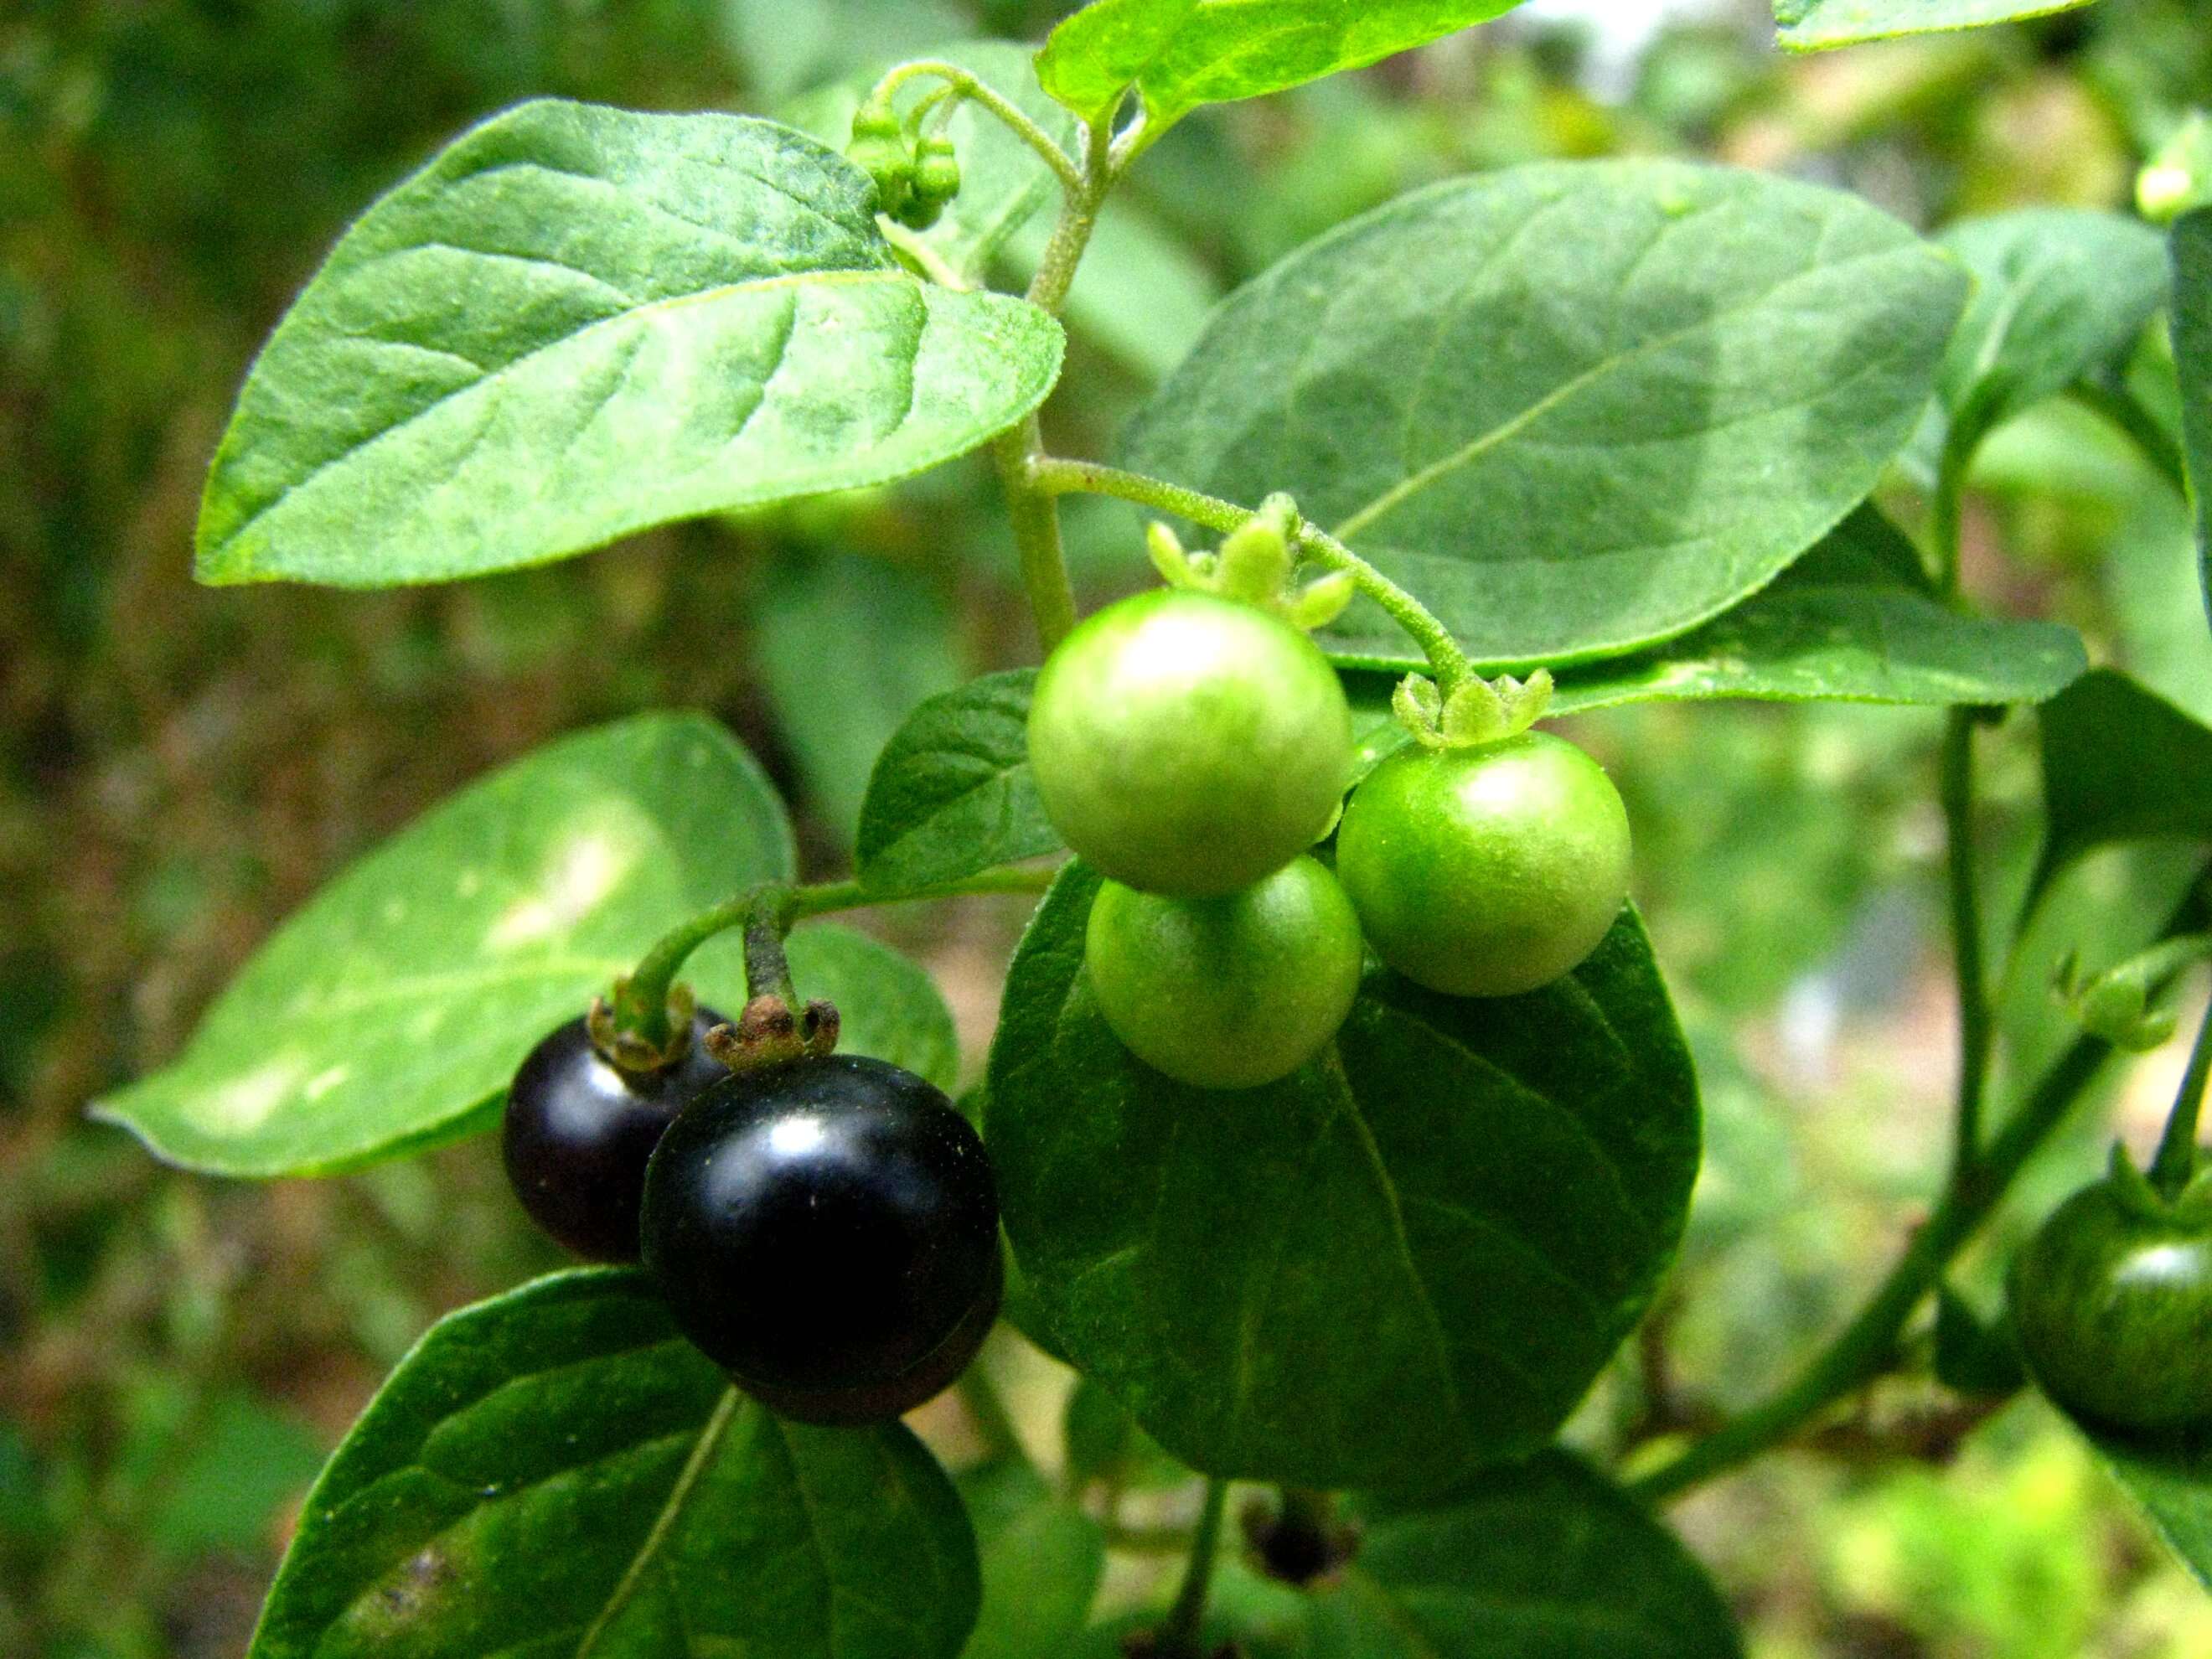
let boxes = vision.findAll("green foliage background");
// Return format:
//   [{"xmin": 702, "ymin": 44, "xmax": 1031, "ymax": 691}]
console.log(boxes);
[{"xmin": 6, "ymin": 1, "xmax": 2212, "ymax": 1654}]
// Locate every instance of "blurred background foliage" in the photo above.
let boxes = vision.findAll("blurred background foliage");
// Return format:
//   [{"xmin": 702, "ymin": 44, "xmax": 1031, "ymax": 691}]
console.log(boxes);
[{"xmin": 6, "ymin": 1, "xmax": 2212, "ymax": 1653}]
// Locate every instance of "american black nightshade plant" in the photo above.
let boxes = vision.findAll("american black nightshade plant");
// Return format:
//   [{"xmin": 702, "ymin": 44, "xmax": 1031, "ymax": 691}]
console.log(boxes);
[{"xmin": 80, "ymin": 0, "xmax": 2212, "ymax": 1653}]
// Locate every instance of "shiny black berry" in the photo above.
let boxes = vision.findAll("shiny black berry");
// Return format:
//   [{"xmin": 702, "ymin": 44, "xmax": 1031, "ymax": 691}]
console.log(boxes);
[
  {"xmin": 501, "ymin": 1008, "xmax": 729, "ymax": 1264},
  {"xmin": 638, "ymin": 1054, "xmax": 1001, "ymax": 1424}
]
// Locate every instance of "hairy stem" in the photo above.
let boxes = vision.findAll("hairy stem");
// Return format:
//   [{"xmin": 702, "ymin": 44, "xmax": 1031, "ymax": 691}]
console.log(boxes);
[
  {"xmin": 2152, "ymin": 995, "xmax": 2212, "ymax": 1199},
  {"xmin": 1942, "ymin": 710, "xmax": 1993, "ymax": 1174},
  {"xmin": 611, "ymin": 865, "xmax": 1057, "ymax": 1047},
  {"xmin": 1155, "ymin": 1478, "xmax": 1229, "ymax": 1659},
  {"xmin": 868, "ymin": 59, "xmax": 1083, "ymax": 194},
  {"xmin": 956, "ymin": 1363, "xmax": 1027, "ymax": 1465},
  {"xmin": 1029, "ymin": 457, "xmax": 1477, "ymax": 692},
  {"xmin": 991, "ymin": 117, "xmax": 1115, "ymax": 652}
]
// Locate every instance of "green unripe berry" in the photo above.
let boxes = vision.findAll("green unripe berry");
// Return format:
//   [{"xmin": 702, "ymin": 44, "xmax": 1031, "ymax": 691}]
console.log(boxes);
[
  {"xmin": 1336, "ymin": 731, "xmax": 1631, "ymax": 998},
  {"xmin": 1084, "ymin": 857, "xmax": 1364, "ymax": 1091}
]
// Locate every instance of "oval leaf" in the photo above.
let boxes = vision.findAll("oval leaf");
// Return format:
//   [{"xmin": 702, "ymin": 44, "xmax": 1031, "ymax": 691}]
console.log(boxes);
[
  {"xmin": 1340, "ymin": 505, "xmax": 2089, "ymax": 708},
  {"xmin": 1124, "ymin": 161, "xmax": 1968, "ymax": 669},
  {"xmin": 985, "ymin": 866, "xmax": 1699, "ymax": 1491},
  {"xmin": 1301, "ymin": 1453, "xmax": 1742, "ymax": 1658},
  {"xmin": 90, "ymin": 715, "xmax": 794, "ymax": 1176},
  {"xmin": 199, "ymin": 99, "xmax": 1063, "ymax": 588},
  {"xmin": 1777, "ymin": 0, "xmax": 2100, "ymax": 50},
  {"xmin": 958, "ymin": 1460, "xmax": 1106, "ymax": 1659},
  {"xmin": 2033, "ymin": 669, "xmax": 2212, "ymax": 900},
  {"xmin": 1938, "ymin": 209, "xmax": 2170, "ymax": 453},
  {"xmin": 855, "ymin": 669, "xmax": 1064, "ymax": 896},
  {"xmin": 1038, "ymin": 0, "xmax": 1528, "ymax": 135},
  {"xmin": 248, "ymin": 1269, "xmax": 980, "ymax": 1659}
]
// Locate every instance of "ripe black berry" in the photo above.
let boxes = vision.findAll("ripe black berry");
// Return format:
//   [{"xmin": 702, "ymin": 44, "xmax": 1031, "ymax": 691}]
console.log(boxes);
[
  {"xmin": 639, "ymin": 1054, "xmax": 1001, "ymax": 1424},
  {"xmin": 501, "ymin": 1008, "xmax": 729, "ymax": 1264}
]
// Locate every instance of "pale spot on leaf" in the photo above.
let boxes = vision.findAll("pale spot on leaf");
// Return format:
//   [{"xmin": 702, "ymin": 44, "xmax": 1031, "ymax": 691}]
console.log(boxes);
[
  {"xmin": 484, "ymin": 813, "xmax": 647, "ymax": 952},
  {"xmin": 186, "ymin": 1054, "xmax": 313, "ymax": 1137}
]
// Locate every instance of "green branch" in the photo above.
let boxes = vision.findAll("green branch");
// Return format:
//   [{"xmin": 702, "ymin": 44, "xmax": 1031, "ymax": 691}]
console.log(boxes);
[
  {"xmin": 867, "ymin": 59, "xmax": 1083, "ymax": 195},
  {"xmin": 1941, "ymin": 709, "xmax": 1993, "ymax": 1174},
  {"xmin": 1029, "ymin": 457, "xmax": 1477, "ymax": 692},
  {"xmin": 2151, "ymin": 995, "xmax": 2212, "ymax": 1199},
  {"xmin": 1155, "ymin": 1478, "xmax": 1229, "ymax": 1659}
]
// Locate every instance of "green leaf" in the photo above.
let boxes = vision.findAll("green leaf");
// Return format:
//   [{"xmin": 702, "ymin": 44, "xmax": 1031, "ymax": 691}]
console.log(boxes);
[
  {"xmin": 198, "ymin": 99, "xmax": 1063, "ymax": 588},
  {"xmin": 1938, "ymin": 209, "xmax": 2170, "ymax": 457},
  {"xmin": 1298, "ymin": 1453, "xmax": 1742, "ymax": 1658},
  {"xmin": 1775, "ymin": 0, "xmax": 2098, "ymax": 50},
  {"xmin": 1037, "ymin": 0, "xmax": 1528, "ymax": 137},
  {"xmin": 1124, "ymin": 161, "xmax": 1967, "ymax": 669},
  {"xmin": 985, "ymin": 866, "xmax": 1699, "ymax": 1491},
  {"xmin": 247, "ymin": 1269, "xmax": 980, "ymax": 1659},
  {"xmin": 2174, "ymin": 209, "xmax": 2212, "ymax": 631},
  {"xmin": 957, "ymin": 1461, "xmax": 1105, "ymax": 1659},
  {"xmin": 856, "ymin": 670, "xmax": 1064, "ymax": 897},
  {"xmin": 2033, "ymin": 669, "xmax": 2212, "ymax": 900},
  {"xmin": 1341, "ymin": 504, "xmax": 2087, "ymax": 706},
  {"xmin": 90, "ymin": 715, "xmax": 794, "ymax": 1176},
  {"xmin": 2091, "ymin": 1432, "xmax": 2212, "ymax": 1591},
  {"xmin": 757, "ymin": 550, "xmax": 963, "ymax": 849},
  {"xmin": 784, "ymin": 43, "xmax": 1082, "ymax": 289}
]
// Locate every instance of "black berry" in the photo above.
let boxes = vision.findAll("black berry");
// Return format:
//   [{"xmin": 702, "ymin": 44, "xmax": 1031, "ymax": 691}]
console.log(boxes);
[
  {"xmin": 501, "ymin": 1008, "xmax": 729, "ymax": 1264},
  {"xmin": 639, "ymin": 1054, "xmax": 1000, "ymax": 1424}
]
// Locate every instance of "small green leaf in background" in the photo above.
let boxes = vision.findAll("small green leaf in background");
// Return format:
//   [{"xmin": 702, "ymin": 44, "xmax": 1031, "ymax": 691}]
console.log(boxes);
[
  {"xmin": 1935, "ymin": 1286, "xmax": 2027, "ymax": 1398},
  {"xmin": 1300, "ymin": 1453, "xmax": 1743, "ymax": 1658},
  {"xmin": 91, "ymin": 715, "xmax": 793, "ymax": 1176},
  {"xmin": 2032, "ymin": 669, "xmax": 2212, "ymax": 902},
  {"xmin": 1938, "ymin": 209, "xmax": 2171, "ymax": 457},
  {"xmin": 2093, "ymin": 1432, "xmax": 2212, "ymax": 1592},
  {"xmin": 249, "ymin": 1270, "xmax": 980, "ymax": 1659},
  {"xmin": 986, "ymin": 866, "xmax": 1698, "ymax": 1491},
  {"xmin": 957, "ymin": 1460, "xmax": 1105, "ymax": 1659},
  {"xmin": 198, "ymin": 99, "xmax": 1063, "ymax": 588},
  {"xmin": 757, "ymin": 549, "xmax": 963, "ymax": 850},
  {"xmin": 1125, "ymin": 161, "xmax": 1967, "ymax": 669},
  {"xmin": 1037, "ymin": 0, "xmax": 1528, "ymax": 140},
  {"xmin": 856, "ymin": 669, "xmax": 1064, "ymax": 897},
  {"xmin": 1775, "ymin": 0, "xmax": 2100, "ymax": 52},
  {"xmin": 2173, "ymin": 209, "xmax": 2212, "ymax": 629},
  {"xmin": 784, "ymin": 43, "xmax": 1082, "ymax": 289}
]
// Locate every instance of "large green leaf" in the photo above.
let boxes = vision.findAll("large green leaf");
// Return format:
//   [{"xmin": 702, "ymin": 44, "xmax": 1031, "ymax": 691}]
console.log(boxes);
[
  {"xmin": 1775, "ymin": 0, "xmax": 2100, "ymax": 50},
  {"xmin": 197, "ymin": 99, "xmax": 1063, "ymax": 588},
  {"xmin": 2032, "ymin": 669, "xmax": 2212, "ymax": 899},
  {"xmin": 1340, "ymin": 505, "xmax": 2088, "ymax": 705},
  {"xmin": 2175, "ymin": 210, "xmax": 2212, "ymax": 630},
  {"xmin": 855, "ymin": 669, "xmax": 1064, "ymax": 897},
  {"xmin": 1037, "ymin": 0, "xmax": 1527, "ymax": 137},
  {"xmin": 1295, "ymin": 1454, "xmax": 1742, "ymax": 1657},
  {"xmin": 2092, "ymin": 1432, "xmax": 2212, "ymax": 1591},
  {"xmin": 91, "ymin": 715, "xmax": 794, "ymax": 1176},
  {"xmin": 1938, "ymin": 210, "xmax": 2170, "ymax": 457},
  {"xmin": 784, "ymin": 43, "xmax": 1082, "ymax": 289},
  {"xmin": 247, "ymin": 1270, "xmax": 979, "ymax": 1659},
  {"xmin": 1124, "ymin": 161, "xmax": 1967, "ymax": 669},
  {"xmin": 985, "ymin": 866, "xmax": 1699, "ymax": 1491}
]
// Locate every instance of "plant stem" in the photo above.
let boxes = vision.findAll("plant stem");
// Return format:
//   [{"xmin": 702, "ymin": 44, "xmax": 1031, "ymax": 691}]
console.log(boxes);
[
  {"xmin": 1029, "ymin": 457, "xmax": 1477, "ymax": 692},
  {"xmin": 987, "ymin": 116, "xmax": 1116, "ymax": 653},
  {"xmin": 611, "ymin": 865, "xmax": 1058, "ymax": 1047},
  {"xmin": 1931, "ymin": 426, "xmax": 1973, "ymax": 596},
  {"xmin": 1941, "ymin": 709, "xmax": 1992, "ymax": 1175},
  {"xmin": 868, "ymin": 59, "xmax": 1083, "ymax": 194},
  {"xmin": 2070, "ymin": 380, "xmax": 2189, "ymax": 497},
  {"xmin": 956, "ymin": 1363, "xmax": 1027, "ymax": 1465},
  {"xmin": 1155, "ymin": 1478, "xmax": 1229, "ymax": 1659},
  {"xmin": 1633, "ymin": 1027, "xmax": 2113, "ymax": 1503},
  {"xmin": 2151, "ymin": 995, "xmax": 2212, "ymax": 1199}
]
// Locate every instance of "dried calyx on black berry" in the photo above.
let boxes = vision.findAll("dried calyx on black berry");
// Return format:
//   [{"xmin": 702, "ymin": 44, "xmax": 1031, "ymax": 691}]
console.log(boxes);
[
  {"xmin": 640, "ymin": 1051, "xmax": 1001, "ymax": 1424},
  {"xmin": 502, "ymin": 997, "xmax": 730, "ymax": 1264}
]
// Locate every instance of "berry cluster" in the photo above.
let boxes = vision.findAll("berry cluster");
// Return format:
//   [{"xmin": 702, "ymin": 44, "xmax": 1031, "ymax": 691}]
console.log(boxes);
[
  {"xmin": 1027, "ymin": 509, "xmax": 1633, "ymax": 1091},
  {"xmin": 503, "ymin": 1006, "xmax": 999, "ymax": 1424}
]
